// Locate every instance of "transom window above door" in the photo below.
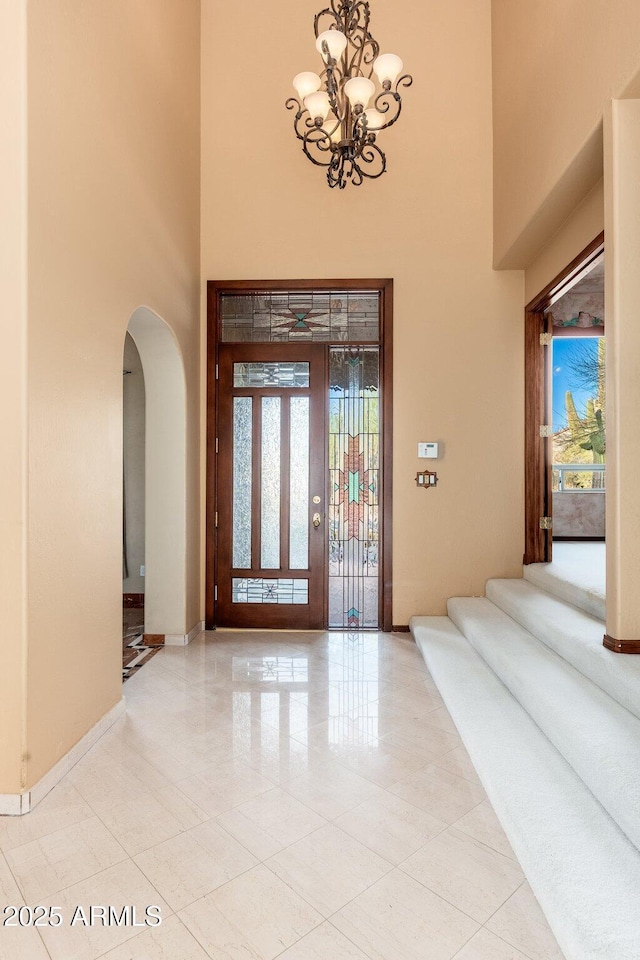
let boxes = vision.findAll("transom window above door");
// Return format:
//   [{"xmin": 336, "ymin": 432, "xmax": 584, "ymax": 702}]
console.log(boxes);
[{"xmin": 220, "ymin": 290, "xmax": 380, "ymax": 343}]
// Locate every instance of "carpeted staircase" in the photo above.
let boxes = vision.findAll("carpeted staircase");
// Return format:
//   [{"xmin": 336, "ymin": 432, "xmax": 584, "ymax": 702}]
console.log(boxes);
[{"xmin": 411, "ymin": 564, "xmax": 640, "ymax": 960}]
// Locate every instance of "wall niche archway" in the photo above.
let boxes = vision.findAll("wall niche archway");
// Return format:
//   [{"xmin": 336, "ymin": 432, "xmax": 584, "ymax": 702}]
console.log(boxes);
[{"xmin": 126, "ymin": 306, "xmax": 188, "ymax": 640}]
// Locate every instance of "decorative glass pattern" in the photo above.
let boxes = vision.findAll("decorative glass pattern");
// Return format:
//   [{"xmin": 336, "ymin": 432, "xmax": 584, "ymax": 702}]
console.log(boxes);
[
  {"xmin": 328, "ymin": 347, "xmax": 380, "ymax": 628},
  {"xmin": 221, "ymin": 291, "xmax": 380, "ymax": 343},
  {"xmin": 232, "ymin": 578, "xmax": 309, "ymax": 604},
  {"xmin": 233, "ymin": 361, "xmax": 310, "ymax": 388},
  {"xmin": 261, "ymin": 397, "xmax": 281, "ymax": 568},
  {"xmin": 232, "ymin": 397, "xmax": 252, "ymax": 568},
  {"xmin": 289, "ymin": 397, "xmax": 310, "ymax": 570}
]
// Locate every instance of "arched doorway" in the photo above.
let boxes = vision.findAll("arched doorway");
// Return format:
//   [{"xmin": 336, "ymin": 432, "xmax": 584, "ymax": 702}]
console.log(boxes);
[{"xmin": 125, "ymin": 306, "xmax": 188, "ymax": 642}]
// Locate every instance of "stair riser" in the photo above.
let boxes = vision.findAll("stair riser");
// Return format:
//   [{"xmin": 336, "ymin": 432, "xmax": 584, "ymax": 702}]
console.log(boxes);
[
  {"xmin": 448, "ymin": 597, "xmax": 640, "ymax": 856},
  {"xmin": 523, "ymin": 565, "xmax": 605, "ymax": 621},
  {"xmin": 486, "ymin": 579, "xmax": 640, "ymax": 723}
]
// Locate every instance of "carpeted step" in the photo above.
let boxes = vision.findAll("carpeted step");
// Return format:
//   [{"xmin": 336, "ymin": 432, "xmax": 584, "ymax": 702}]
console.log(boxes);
[
  {"xmin": 447, "ymin": 596, "xmax": 640, "ymax": 854},
  {"xmin": 410, "ymin": 615, "xmax": 640, "ymax": 960},
  {"xmin": 485, "ymin": 578, "xmax": 640, "ymax": 722},
  {"xmin": 523, "ymin": 556, "xmax": 605, "ymax": 621}
]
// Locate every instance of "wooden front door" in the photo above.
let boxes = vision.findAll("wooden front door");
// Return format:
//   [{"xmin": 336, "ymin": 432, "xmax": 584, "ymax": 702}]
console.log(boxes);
[{"xmin": 215, "ymin": 342, "xmax": 327, "ymax": 629}]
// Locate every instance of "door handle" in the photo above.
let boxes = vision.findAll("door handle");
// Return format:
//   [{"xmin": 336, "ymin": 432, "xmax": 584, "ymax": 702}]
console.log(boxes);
[{"xmin": 312, "ymin": 512, "xmax": 321, "ymax": 528}]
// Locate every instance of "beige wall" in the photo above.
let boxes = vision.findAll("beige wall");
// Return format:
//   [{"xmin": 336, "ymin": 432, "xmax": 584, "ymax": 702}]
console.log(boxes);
[
  {"xmin": 22, "ymin": 0, "xmax": 201, "ymax": 790},
  {"xmin": 492, "ymin": 0, "xmax": 640, "ymax": 269},
  {"xmin": 0, "ymin": 0, "xmax": 28, "ymax": 795},
  {"xmin": 524, "ymin": 179, "xmax": 604, "ymax": 303},
  {"xmin": 201, "ymin": 0, "xmax": 524, "ymax": 624}
]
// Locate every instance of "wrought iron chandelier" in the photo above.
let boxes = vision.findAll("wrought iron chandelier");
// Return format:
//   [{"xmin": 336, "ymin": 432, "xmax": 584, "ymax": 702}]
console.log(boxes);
[{"xmin": 286, "ymin": 0, "xmax": 412, "ymax": 189}]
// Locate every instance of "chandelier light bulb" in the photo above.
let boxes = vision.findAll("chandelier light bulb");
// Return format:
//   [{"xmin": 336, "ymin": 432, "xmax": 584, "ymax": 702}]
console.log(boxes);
[
  {"xmin": 304, "ymin": 90, "xmax": 331, "ymax": 121},
  {"xmin": 344, "ymin": 77, "xmax": 375, "ymax": 109},
  {"xmin": 293, "ymin": 72, "xmax": 322, "ymax": 100},
  {"xmin": 373, "ymin": 53, "xmax": 403, "ymax": 86},
  {"xmin": 364, "ymin": 108, "xmax": 387, "ymax": 130},
  {"xmin": 315, "ymin": 29, "xmax": 348, "ymax": 62}
]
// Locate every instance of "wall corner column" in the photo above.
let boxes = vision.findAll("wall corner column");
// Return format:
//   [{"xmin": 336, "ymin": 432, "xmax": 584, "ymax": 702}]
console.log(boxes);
[
  {"xmin": 603, "ymin": 98, "xmax": 640, "ymax": 653},
  {"xmin": 0, "ymin": 0, "xmax": 29, "ymax": 798}
]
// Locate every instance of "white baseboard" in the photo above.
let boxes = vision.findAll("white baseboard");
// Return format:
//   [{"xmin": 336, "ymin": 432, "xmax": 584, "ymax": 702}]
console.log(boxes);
[
  {"xmin": 0, "ymin": 698, "xmax": 126, "ymax": 817},
  {"xmin": 0, "ymin": 794, "xmax": 30, "ymax": 816},
  {"xmin": 164, "ymin": 620, "xmax": 204, "ymax": 646}
]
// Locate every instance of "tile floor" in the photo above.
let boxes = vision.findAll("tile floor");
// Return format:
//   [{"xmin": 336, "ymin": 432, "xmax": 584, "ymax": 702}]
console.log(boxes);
[
  {"xmin": 122, "ymin": 607, "xmax": 161, "ymax": 682},
  {"xmin": 0, "ymin": 630, "xmax": 565, "ymax": 960},
  {"xmin": 122, "ymin": 607, "xmax": 145, "ymax": 644}
]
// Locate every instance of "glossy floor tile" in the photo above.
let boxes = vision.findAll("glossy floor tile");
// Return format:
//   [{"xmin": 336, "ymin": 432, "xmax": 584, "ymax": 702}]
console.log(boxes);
[
  {"xmin": 0, "ymin": 853, "xmax": 50, "ymax": 959},
  {"xmin": 133, "ymin": 819, "xmax": 258, "ymax": 911},
  {"xmin": 454, "ymin": 800, "xmax": 518, "ymax": 861},
  {"xmin": 0, "ymin": 781, "xmax": 94, "ymax": 855},
  {"xmin": 332, "ymin": 869, "xmax": 480, "ymax": 960},
  {"xmin": 95, "ymin": 785, "xmax": 209, "ymax": 857},
  {"xmin": 334, "ymin": 790, "xmax": 447, "ymax": 864},
  {"xmin": 275, "ymin": 921, "xmax": 371, "ymax": 959},
  {"xmin": 282, "ymin": 759, "xmax": 384, "ymax": 819},
  {"xmin": 389, "ymin": 762, "xmax": 487, "ymax": 823},
  {"xmin": 485, "ymin": 883, "xmax": 567, "ymax": 960},
  {"xmin": 335, "ymin": 736, "xmax": 429, "ymax": 788},
  {"xmin": 452, "ymin": 927, "xmax": 533, "ymax": 960},
  {"xmin": 400, "ymin": 827, "xmax": 525, "ymax": 923},
  {"xmin": 0, "ymin": 629, "xmax": 564, "ymax": 960},
  {"xmin": 178, "ymin": 864, "xmax": 322, "ymax": 960},
  {"xmin": 37, "ymin": 860, "xmax": 172, "ymax": 960},
  {"xmin": 265, "ymin": 823, "xmax": 392, "ymax": 917},
  {"xmin": 433, "ymin": 744, "xmax": 484, "ymax": 785},
  {"xmin": 6, "ymin": 817, "xmax": 128, "ymax": 904},
  {"xmin": 99, "ymin": 914, "xmax": 210, "ymax": 960},
  {"xmin": 216, "ymin": 787, "xmax": 327, "ymax": 860}
]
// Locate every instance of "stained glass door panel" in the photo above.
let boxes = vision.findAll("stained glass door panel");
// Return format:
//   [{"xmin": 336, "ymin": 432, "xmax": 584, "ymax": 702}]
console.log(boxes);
[
  {"xmin": 329, "ymin": 347, "xmax": 380, "ymax": 628},
  {"xmin": 216, "ymin": 343, "xmax": 326, "ymax": 629}
]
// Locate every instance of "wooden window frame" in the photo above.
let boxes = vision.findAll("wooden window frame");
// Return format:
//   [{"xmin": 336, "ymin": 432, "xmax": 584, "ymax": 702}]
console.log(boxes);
[
  {"xmin": 206, "ymin": 278, "xmax": 394, "ymax": 631},
  {"xmin": 524, "ymin": 233, "xmax": 604, "ymax": 564}
]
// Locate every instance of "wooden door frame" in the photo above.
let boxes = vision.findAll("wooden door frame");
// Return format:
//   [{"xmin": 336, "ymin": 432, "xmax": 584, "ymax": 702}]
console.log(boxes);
[
  {"xmin": 524, "ymin": 233, "xmax": 604, "ymax": 564},
  {"xmin": 206, "ymin": 278, "xmax": 394, "ymax": 632}
]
